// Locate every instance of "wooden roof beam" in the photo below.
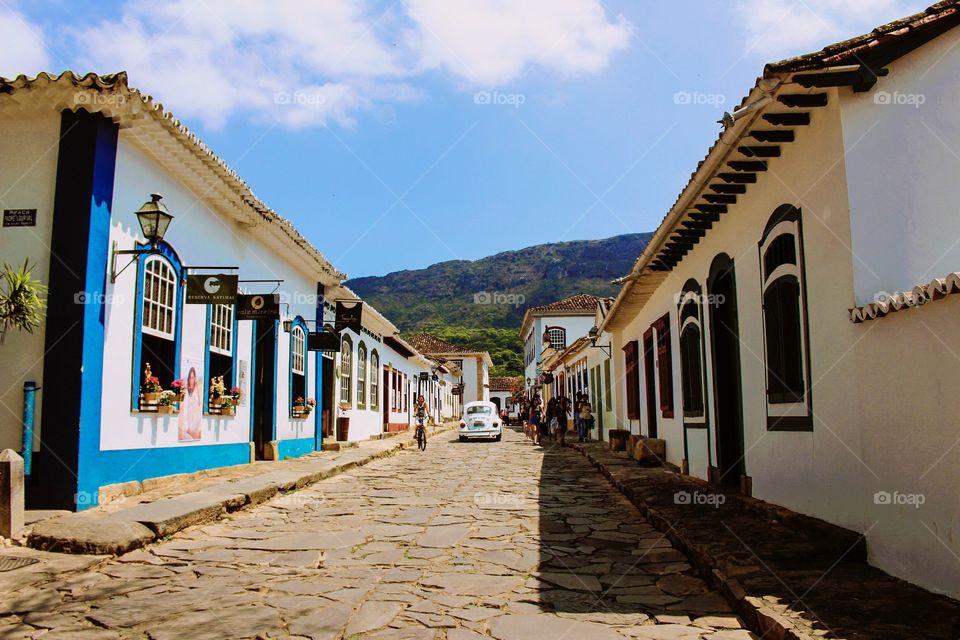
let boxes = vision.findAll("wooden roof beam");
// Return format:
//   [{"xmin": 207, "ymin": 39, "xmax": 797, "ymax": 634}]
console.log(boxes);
[
  {"xmin": 694, "ymin": 204, "xmax": 727, "ymax": 215},
  {"xmin": 778, "ymin": 93, "xmax": 828, "ymax": 108},
  {"xmin": 764, "ymin": 112, "xmax": 810, "ymax": 126},
  {"xmin": 702, "ymin": 193, "xmax": 736, "ymax": 204},
  {"xmin": 709, "ymin": 183, "xmax": 746, "ymax": 194},
  {"xmin": 718, "ymin": 173, "xmax": 757, "ymax": 184},
  {"xmin": 738, "ymin": 145, "xmax": 780, "ymax": 158},
  {"xmin": 750, "ymin": 130, "xmax": 795, "ymax": 143},
  {"xmin": 727, "ymin": 161, "xmax": 766, "ymax": 172}
]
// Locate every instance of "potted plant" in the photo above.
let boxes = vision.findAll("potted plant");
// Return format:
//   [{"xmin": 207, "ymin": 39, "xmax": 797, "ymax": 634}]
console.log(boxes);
[
  {"xmin": 304, "ymin": 397, "xmax": 316, "ymax": 416},
  {"xmin": 170, "ymin": 378, "xmax": 185, "ymax": 402},
  {"xmin": 221, "ymin": 395, "xmax": 236, "ymax": 416},
  {"xmin": 157, "ymin": 390, "xmax": 177, "ymax": 414},
  {"xmin": 0, "ymin": 259, "xmax": 47, "ymax": 345},
  {"xmin": 209, "ymin": 375, "xmax": 225, "ymax": 409},
  {"xmin": 141, "ymin": 363, "xmax": 162, "ymax": 406},
  {"xmin": 293, "ymin": 396, "xmax": 306, "ymax": 418}
]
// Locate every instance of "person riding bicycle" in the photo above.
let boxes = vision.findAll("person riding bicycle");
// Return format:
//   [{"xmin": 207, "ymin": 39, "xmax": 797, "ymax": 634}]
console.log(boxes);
[
  {"xmin": 413, "ymin": 394, "xmax": 431, "ymax": 450},
  {"xmin": 414, "ymin": 394, "xmax": 431, "ymax": 425}
]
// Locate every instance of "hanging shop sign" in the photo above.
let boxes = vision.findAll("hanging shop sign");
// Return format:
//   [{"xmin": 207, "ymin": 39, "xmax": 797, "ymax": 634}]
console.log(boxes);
[
  {"xmin": 451, "ymin": 385, "xmax": 463, "ymax": 396},
  {"xmin": 539, "ymin": 372, "xmax": 554, "ymax": 384},
  {"xmin": 308, "ymin": 331, "xmax": 341, "ymax": 353},
  {"xmin": 334, "ymin": 300, "xmax": 363, "ymax": 334},
  {"xmin": 185, "ymin": 274, "xmax": 238, "ymax": 304},
  {"xmin": 3, "ymin": 209, "xmax": 36, "ymax": 227},
  {"xmin": 237, "ymin": 293, "xmax": 280, "ymax": 320}
]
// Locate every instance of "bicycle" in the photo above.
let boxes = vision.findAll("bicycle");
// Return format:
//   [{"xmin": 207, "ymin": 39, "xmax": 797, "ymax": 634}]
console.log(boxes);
[{"xmin": 415, "ymin": 413, "xmax": 427, "ymax": 451}]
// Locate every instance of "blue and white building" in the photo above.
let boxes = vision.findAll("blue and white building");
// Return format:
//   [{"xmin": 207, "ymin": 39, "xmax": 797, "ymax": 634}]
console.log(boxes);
[{"xmin": 0, "ymin": 71, "xmax": 439, "ymax": 511}]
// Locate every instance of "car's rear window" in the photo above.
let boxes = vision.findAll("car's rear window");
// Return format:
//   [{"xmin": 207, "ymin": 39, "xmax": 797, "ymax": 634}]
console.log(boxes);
[{"xmin": 466, "ymin": 406, "xmax": 492, "ymax": 415}]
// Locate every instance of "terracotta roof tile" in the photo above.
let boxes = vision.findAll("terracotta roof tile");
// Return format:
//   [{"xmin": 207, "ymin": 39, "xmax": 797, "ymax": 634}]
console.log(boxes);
[
  {"xmin": 405, "ymin": 332, "xmax": 479, "ymax": 355},
  {"xmin": 489, "ymin": 377, "xmax": 519, "ymax": 392},
  {"xmin": 527, "ymin": 294, "xmax": 609, "ymax": 314},
  {"xmin": 849, "ymin": 272, "xmax": 960, "ymax": 322}
]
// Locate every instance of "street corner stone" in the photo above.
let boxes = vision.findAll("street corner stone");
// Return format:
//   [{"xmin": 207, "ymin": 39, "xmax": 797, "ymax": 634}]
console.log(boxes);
[
  {"xmin": 109, "ymin": 492, "xmax": 229, "ymax": 537},
  {"xmin": 537, "ymin": 571, "xmax": 603, "ymax": 592},
  {"xmin": 488, "ymin": 614, "xmax": 626, "ymax": 640},
  {"xmin": 657, "ymin": 575, "xmax": 711, "ymax": 597},
  {"xmin": 343, "ymin": 600, "xmax": 403, "ymax": 637},
  {"xmin": 286, "ymin": 605, "xmax": 351, "ymax": 639},
  {"xmin": 27, "ymin": 513, "xmax": 154, "ymax": 555},
  {"xmin": 631, "ymin": 624, "xmax": 708, "ymax": 640}
]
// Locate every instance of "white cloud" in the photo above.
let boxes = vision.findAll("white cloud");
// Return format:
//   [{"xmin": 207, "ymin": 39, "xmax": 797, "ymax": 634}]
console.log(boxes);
[
  {"xmin": 0, "ymin": 5, "xmax": 49, "ymax": 78},
  {"xmin": 0, "ymin": 0, "xmax": 629, "ymax": 129},
  {"xmin": 736, "ymin": 0, "xmax": 929, "ymax": 59},
  {"xmin": 404, "ymin": 0, "xmax": 632, "ymax": 85}
]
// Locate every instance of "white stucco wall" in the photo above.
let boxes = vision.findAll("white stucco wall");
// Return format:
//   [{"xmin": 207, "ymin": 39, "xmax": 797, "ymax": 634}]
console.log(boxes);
[
  {"xmin": 841, "ymin": 28, "xmax": 960, "ymax": 305},
  {"xmin": 609, "ymin": 68, "xmax": 960, "ymax": 596},
  {"xmin": 0, "ymin": 113, "xmax": 60, "ymax": 451},
  {"xmin": 102, "ymin": 137, "xmax": 318, "ymax": 452}
]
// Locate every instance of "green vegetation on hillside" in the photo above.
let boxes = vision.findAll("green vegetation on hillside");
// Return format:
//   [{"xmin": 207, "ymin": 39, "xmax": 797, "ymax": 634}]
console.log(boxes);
[{"xmin": 348, "ymin": 233, "xmax": 651, "ymax": 376}]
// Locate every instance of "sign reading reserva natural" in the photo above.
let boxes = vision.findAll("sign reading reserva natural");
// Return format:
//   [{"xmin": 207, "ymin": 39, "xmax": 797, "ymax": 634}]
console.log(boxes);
[
  {"xmin": 237, "ymin": 293, "xmax": 280, "ymax": 320},
  {"xmin": 186, "ymin": 274, "xmax": 239, "ymax": 304}
]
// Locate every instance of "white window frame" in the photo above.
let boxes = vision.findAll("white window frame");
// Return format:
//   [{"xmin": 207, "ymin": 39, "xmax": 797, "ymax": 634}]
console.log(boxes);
[
  {"xmin": 209, "ymin": 304, "xmax": 234, "ymax": 356},
  {"xmin": 759, "ymin": 214, "xmax": 812, "ymax": 426},
  {"xmin": 340, "ymin": 336, "xmax": 352, "ymax": 405},
  {"xmin": 547, "ymin": 327, "xmax": 566, "ymax": 350},
  {"xmin": 141, "ymin": 256, "xmax": 177, "ymax": 340},
  {"xmin": 291, "ymin": 326, "xmax": 306, "ymax": 376}
]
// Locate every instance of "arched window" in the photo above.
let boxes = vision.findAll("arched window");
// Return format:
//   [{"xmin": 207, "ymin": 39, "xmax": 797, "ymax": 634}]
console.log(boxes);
[
  {"xmin": 370, "ymin": 350, "xmax": 380, "ymax": 410},
  {"xmin": 340, "ymin": 335, "xmax": 352, "ymax": 406},
  {"xmin": 133, "ymin": 245, "xmax": 183, "ymax": 410},
  {"xmin": 206, "ymin": 303, "xmax": 237, "ymax": 412},
  {"xmin": 357, "ymin": 341, "xmax": 367, "ymax": 409},
  {"xmin": 289, "ymin": 318, "xmax": 307, "ymax": 416},
  {"xmin": 546, "ymin": 327, "xmax": 566, "ymax": 350},
  {"xmin": 677, "ymin": 280, "xmax": 706, "ymax": 423},
  {"xmin": 759, "ymin": 205, "xmax": 811, "ymax": 430}
]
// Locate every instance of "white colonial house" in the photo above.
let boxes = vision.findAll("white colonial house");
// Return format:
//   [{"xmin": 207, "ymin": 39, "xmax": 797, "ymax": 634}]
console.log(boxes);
[
  {"xmin": 0, "ymin": 71, "xmax": 442, "ymax": 510},
  {"xmin": 539, "ymin": 297, "xmax": 618, "ymax": 439},
  {"xmin": 602, "ymin": 4, "xmax": 960, "ymax": 597},
  {"xmin": 405, "ymin": 333, "xmax": 492, "ymax": 405},
  {"xmin": 488, "ymin": 377, "xmax": 520, "ymax": 417},
  {"xmin": 521, "ymin": 294, "xmax": 607, "ymax": 399}
]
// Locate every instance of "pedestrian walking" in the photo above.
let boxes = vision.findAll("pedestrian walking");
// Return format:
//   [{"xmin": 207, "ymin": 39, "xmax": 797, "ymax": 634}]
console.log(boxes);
[
  {"xmin": 546, "ymin": 398, "xmax": 559, "ymax": 442},
  {"xmin": 556, "ymin": 395, "xmax": 570, "ymax": 445},
  {"xmin": 530, "ymin": 404, "xmax": 543, "ymax": 445},
  {"xmin": 578, "ymin": 395, "xmax": 593, "ymax": 442}
]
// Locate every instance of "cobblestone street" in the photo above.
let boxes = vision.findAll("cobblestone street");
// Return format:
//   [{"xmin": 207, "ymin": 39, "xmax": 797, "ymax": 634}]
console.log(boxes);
[{"xmin": 0, "ymin": 428, "xmax": 747, "ymax": 639}]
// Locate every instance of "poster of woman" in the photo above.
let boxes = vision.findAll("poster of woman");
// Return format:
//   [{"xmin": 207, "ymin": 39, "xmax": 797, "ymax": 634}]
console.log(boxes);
[{"xmin": 178, "ymin": 361, "xmax": 203, "ymax": 442}]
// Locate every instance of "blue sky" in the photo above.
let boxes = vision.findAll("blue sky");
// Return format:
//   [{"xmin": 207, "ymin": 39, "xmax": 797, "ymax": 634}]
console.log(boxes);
[{"xmin": 1, "ymin": 0, "xmax": 925, "ymax": 278}]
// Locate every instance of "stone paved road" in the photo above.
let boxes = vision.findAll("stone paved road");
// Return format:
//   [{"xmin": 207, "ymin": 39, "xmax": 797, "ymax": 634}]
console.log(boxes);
[{"xmin": 0, "ymin": 429, "xmax": 752, "ymax": 639}]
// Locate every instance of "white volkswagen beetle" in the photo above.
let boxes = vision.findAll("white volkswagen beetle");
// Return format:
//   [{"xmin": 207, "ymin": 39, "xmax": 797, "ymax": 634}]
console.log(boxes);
[{"xmin": 458, "ymin": 401, "xmax": 502, "ymax": 441}]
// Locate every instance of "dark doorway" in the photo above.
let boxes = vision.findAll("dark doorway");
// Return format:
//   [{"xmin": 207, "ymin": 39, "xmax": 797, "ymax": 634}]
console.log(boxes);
[
  {"xmin": 708, "ymin": 254, "xmax": 745, "ymax": 487},
  {"xmin": 321, "ymin": 356, "xmax": 334, "ymax": 439},
  {"xmin": 643, "ymin": 328, "xmax": 658, "ymax": 438},
  {"xmin": 491, "ymin": 397, "xmax": 501, "ymax": 411},
  {"xmin": 383, "ymin": 370, "xmax": 390, "ymax": 430},
  {"xmin": 252, "ymin": 319, "xmax": 277, "ymax": 460}
]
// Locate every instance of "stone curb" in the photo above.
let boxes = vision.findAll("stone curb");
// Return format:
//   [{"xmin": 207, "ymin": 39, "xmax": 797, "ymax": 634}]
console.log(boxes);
[
  {"xmin": 567, "ymin": 442, "xmax": 816, "ymax": 640},
  {"xmin": 27, "ymin": 425, "xmax": 456, "ymax": 557}
]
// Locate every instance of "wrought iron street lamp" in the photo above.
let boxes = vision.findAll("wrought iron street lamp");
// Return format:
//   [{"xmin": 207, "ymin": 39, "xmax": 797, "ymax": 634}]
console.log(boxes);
[
  {"xmin": 110, "ymin": 193, "xmax": 174, "ymax": 282},
  {"xmin": 588, "ymin": 325, "xmax": 612, "ymax": 358}
]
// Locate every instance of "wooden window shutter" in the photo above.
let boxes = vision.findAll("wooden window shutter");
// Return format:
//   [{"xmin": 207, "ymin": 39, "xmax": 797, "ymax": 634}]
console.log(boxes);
[
  {"xmin": 623, "ymin": 340, "xmax": 640, "ymax": 419},
  {"xmin": 654, "ymin": 315, "xmax": 674, "ymax": 418}
]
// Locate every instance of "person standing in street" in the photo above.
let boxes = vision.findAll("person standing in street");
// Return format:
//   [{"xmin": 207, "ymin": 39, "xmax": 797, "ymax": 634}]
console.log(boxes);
[
  {"xmin": 578, "ymin": 394, "xmax": 593, "ymax": 442},
  {"xmin": 556, "ymin": 395, "xmax": 570, "ymax": 445}
]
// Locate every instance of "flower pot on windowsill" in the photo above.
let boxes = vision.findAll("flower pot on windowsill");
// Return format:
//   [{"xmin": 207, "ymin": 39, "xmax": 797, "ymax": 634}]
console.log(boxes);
[
  {"xmin": 221, "ymin": 406, "xmax": 235, "ymax": 417},
  {"xmin": 157, "ymin": 405, "xmax": 175, "ymax": 415},
  {"xmin": 209, "ymin": 398, "xmax": 222, "ymax": 410},
  {"xmin": 174, "ymin": 391, "xmax": 184, "ymax": 402},
  {"xmin": 292, "ymin": 405, "xmax": 305, "ymax": 419},
  {"xmin": 142, "ymin": 392, "xmax": 160, "ymax": 404}
]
